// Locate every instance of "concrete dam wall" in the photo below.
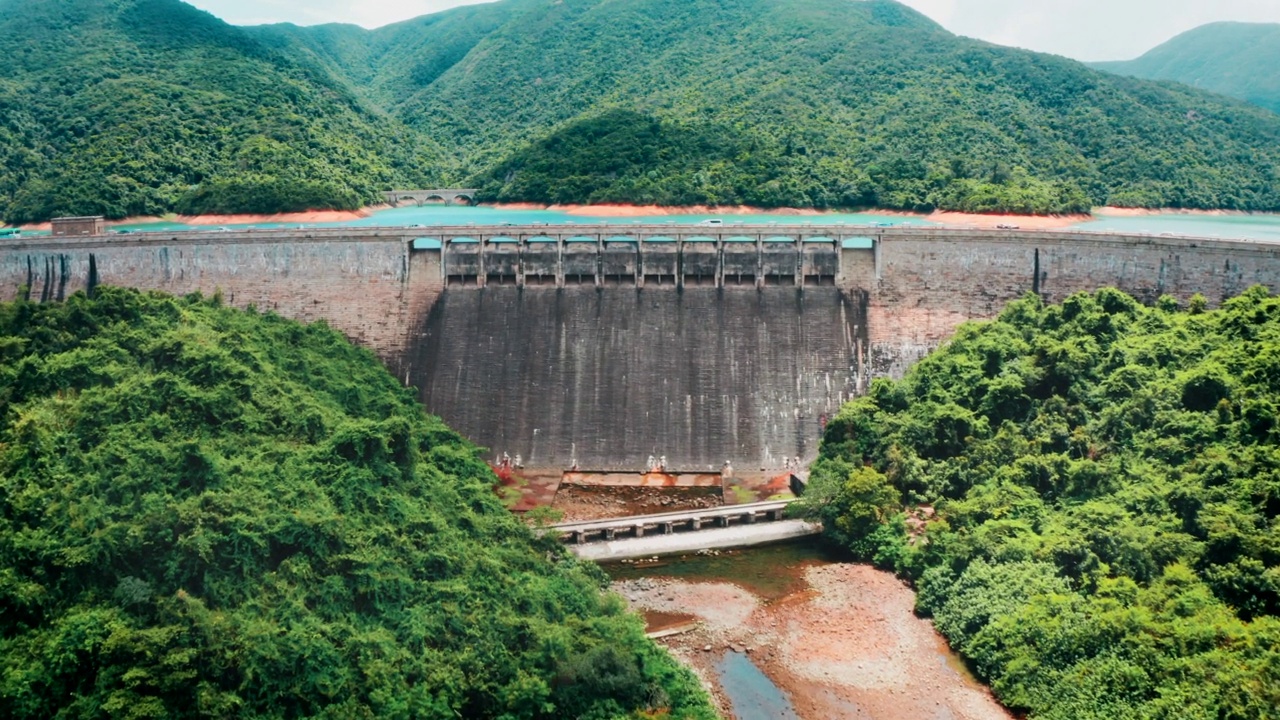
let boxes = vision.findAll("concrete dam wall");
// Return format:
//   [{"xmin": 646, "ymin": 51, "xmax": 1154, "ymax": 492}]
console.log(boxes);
[
  {"xmin": 4, "ymin": 224, "xmax": 1280, "ymax": 470},
  {"xmin": 411, "ymin": 287, "xmax": 865, "ymax": 471},
  {"xmin": 0, "ymin": 230, "xmax": 443, "ymax": 374}
]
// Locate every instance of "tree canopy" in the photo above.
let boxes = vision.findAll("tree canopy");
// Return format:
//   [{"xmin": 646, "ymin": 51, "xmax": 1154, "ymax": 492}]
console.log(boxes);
[
  {"xmin": 0, "ymin": 0, "xmax": 442, "ymax": 225},
  {"xmin": 5, "ymin": 0, "xmax": 1280, "ymax": 222},
  {"xmin": 0, "ymin": 287, "xmax": 713, "ymax": 719},
  {"xmin": 808, "ymin": 287, "xmax": 1280, "ymax": 719}
]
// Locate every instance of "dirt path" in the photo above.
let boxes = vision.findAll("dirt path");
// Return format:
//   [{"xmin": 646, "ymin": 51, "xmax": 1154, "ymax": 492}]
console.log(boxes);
[{"xmin": 615, "ymin": 564, "xmax": 1013, "ymax": 720}]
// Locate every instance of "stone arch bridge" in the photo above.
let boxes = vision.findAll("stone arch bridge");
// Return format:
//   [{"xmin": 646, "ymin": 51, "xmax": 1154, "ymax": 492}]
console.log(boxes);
[{"xmin": 385, "ymin": 189, "xmax": 478, "ymax": 206}]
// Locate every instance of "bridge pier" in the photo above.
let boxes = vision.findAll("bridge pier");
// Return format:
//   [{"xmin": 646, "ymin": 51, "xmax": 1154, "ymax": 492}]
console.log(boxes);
[
  {"xmin": 690, "ymin": 517, "xmax": 702, "ymax": 531},
  {"xmin": 604, "ymin": 528, "xmax": 616, "ymax": 541},
  {"xmin": 744, "ymin": 512, "xmax": 757, "ymax": 524},
  {"xmin": 662, "ymin": 522, "xmax": 674, "ymax": 535},
  {"xmin": 716, "ymin": 516, "xmax": 730, "ymax": 528},
  {"xmin": 634, "ymin": 524, "xmax": 645, "ymax": 538}
]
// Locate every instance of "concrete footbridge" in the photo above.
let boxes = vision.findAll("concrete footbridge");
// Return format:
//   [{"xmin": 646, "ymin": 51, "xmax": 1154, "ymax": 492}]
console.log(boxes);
[
  {"xmin": 554, "ymin": 499, "xmax": 796, "ymax": 543},
  {"xmin": 549, "ymin": 500, "xmax": 822, "ymax": 561}
]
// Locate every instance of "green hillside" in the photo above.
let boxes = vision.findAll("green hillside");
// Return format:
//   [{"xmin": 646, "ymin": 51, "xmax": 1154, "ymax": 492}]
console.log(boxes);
[
  {"xmin": 1095, "ymin": 22, "xmax": 1280, "ymax": 115},
  {"xmin": 249, "ymin": 2, "xmax": 513, "ymax": 111},
  {"xmin": 371, "ymin": 0, "xmax": 1280, "ymax": 213},
  {"xmin": 6, "ymin": 0, "xmax": 1280, "ymax": 221},
  {"xmin": 808, "ymin": 288, "xmax": 1280, "ymax": 718},
  {"xmin": 0, "ymin": 287, "xmax": 714, "ymax": 719},
  {"xmin": 0, "ymin": 0, "xmax": 442, "ymax": 225}
]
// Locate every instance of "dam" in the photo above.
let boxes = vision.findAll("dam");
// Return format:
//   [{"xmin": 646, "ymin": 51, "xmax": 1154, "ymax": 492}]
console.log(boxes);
[{"xmin": 3, "ymin": 223, "xmax": 1279, "ymax": 472}]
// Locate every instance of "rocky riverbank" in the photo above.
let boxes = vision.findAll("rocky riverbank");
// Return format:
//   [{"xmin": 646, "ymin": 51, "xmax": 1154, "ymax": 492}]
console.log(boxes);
[{"xmin": 613, "ymin": 559, "xmax": 1012, "ymax": 720}]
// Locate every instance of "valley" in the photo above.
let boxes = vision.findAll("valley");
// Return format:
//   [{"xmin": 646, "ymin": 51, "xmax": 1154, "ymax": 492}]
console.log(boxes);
[{"xmin": 2, "ymin": 1, "xmax": 1280, "ymax": 719}]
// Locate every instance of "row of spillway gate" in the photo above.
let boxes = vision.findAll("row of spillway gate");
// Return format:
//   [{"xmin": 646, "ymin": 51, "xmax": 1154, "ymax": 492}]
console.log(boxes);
[{"xmin": 410, "ymin": 231, "xmax": 877, "ymax": 289}]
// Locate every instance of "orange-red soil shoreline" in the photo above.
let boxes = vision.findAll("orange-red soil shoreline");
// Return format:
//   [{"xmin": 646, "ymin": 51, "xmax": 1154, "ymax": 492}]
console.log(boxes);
[
  {"xmin": 16, "ymin": 206, "xmax": 388, "ymax": 232},
  {"xmin": 496, "ymin": 203, "xmax": 1268, "ymax": 229},
  {"xmin": 10, "ymin": 204, "xmax": 1273, "ymax": 233},
  {"xmin": 492, "ymin": 202, "xmax": 1093, "ymax": 228}
]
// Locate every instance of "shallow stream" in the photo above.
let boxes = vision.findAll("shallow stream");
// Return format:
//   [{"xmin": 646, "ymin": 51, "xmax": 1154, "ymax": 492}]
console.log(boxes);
[
  {"xmin": 605, "ymin": 540, "xmax": 836, "ymax": 601},
  {"xmin": 606, "ymin": 540, "xmax": 1005, "ymax": 720},
  {"xmin": 715, "ymin": 651, "xmax": 801, "ymax": 720}
]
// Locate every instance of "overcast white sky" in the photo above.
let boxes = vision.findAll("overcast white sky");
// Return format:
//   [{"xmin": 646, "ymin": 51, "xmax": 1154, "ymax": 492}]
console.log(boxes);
[{"xmin": 184, "ymin": 0, "xmax": 1280, "ymax": 61}]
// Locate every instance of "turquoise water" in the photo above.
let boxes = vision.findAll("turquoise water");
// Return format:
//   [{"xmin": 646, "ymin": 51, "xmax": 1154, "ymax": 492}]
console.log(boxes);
[
  {"xmin": 21, "ymin": 204, "xmax": 1280, "ymax": 241},
  {"xmin": 1070, "ymin": 213, "xmax": 1280, "ymax": 242},
  {"xmin": 715, "ymin": 652, "xmax": 802, "ymax": 720},
  {"xmin": 108, "ymin": 205, "xmax": 931, "ymax": 232}
]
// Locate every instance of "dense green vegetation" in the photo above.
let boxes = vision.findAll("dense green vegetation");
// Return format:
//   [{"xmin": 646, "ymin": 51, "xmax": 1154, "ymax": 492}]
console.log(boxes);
[
  {"xmin": 1095, "ymin": 23, "xmax": 1280, "ymax": 115},
  {"xmin": 0, "ymin": 0, "xmax": 441, "ymax": 224},
  {"xmin": 0, "ymin": 287, "xmax": 713, "ymax": 719},
  {"xmin": 807, "ymin": 287, "xmax": 1280, "ymax": 719},
  {"xmin": 387, "ymin": 0, "xmax": 1280, "ymax": 214},
  {"xmin": 6, "ymin": 0, "xmax": 1280, "ymax": 222}
]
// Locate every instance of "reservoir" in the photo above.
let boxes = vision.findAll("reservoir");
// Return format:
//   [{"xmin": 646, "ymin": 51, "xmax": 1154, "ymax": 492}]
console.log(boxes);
[{"xmin": 104, "ymin": 203, "xmax": 1280, "ymax": 242}]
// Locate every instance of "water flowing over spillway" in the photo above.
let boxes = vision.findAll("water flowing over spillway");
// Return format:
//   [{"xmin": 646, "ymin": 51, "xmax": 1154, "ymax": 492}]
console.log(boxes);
[{"xmin": 411, "ymin": 287, "xmax": 866, "ymax": 471}]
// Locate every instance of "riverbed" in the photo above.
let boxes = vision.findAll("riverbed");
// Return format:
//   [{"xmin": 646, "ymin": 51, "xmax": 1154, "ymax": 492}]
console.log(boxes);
[{"xmin": 608, "ymin": 542, "xmax": 1012, "ymax": 720}]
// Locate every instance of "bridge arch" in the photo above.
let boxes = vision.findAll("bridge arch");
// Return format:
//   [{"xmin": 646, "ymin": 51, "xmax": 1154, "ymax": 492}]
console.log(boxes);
[{"xmin": 385, "ymin": 189, "xmax": 479, "ymax": 207}]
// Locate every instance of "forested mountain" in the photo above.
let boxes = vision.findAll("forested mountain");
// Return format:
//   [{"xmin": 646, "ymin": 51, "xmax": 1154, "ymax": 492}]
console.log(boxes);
[
  {"xmin": 6, "ymin": 0, "xmax": 1280, "ymax": 222},
  {"xmin": 809, "ymin": 288, "xmax": 1280, "ymax": 719},
  {"xmin": 0, "ymin": 0, "xmax": 442, "ymax": 224},
  {"xmin": 1095, "ymin": 23, "xmax": 1280, "ymax": 115},
  {"xmin": 287, "ymin": 0, "xmax": 1280, "ymax": 215},
  {"xmin": 0, "ymin": 287, "xmax": 714, "ymax": 719},
  {"xmin": 249, "ymin": 2, "xmax": 514, "ymax": 110},
  {"xmin": 380, "ymin": 0, "xmax": 1280, "ymax": 214}
]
